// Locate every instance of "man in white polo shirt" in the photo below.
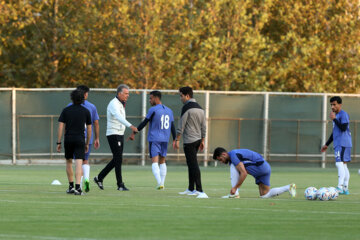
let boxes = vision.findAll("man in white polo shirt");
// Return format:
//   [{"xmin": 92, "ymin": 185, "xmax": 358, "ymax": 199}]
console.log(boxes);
[{"xmin": 94, "ymin": 84, "xmax": 138, "ymax": 191}]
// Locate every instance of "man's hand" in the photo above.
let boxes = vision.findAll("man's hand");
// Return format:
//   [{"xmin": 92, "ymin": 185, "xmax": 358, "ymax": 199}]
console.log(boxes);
[
  {"xmin": 199, "ymin": 141, "xmax": 205, "ymax": 152},
  {"xmin": 85, "ymin": 144, "xmax": 89, "ymax": 153},
  {"xmin": 329, "ymin": 112, "xmax": 336, "ymax": 120},
  {"xmin": 130, "ymin": 125, "xmax": 138, "ymax": 133},
  {"xmin": 173, "ymin": 140, "xmax": 180, "ymax": 150},
  {"xmin": 128, "ymin": 132, "xmax": 136, "ymax": 141},
  {"xmin": 173, "ymin": 140, "xmax": 177, "ymax": 149},
  {"xmin": 56, "ymin": 144, "xmax": 61, "ymax": 153},
  {"xmin": 320, "ymin": 145, "xmax": 328, "ymax": 153},
  {"xmin": 94, "ymin": 139, "xmax": 100, "ymax": 149}
]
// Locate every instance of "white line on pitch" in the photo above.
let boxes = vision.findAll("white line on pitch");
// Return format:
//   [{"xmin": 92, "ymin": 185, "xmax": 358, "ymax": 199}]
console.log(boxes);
[{"xmin": 0, "ymin": 199, "xmax": 359, "ymax": 216}]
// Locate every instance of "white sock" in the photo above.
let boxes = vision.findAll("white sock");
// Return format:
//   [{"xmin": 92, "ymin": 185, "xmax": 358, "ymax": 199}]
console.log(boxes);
[
  {"xmin": 230, "ymin": 164, "xmax": 239, "ymax": 195},
  {"xmin": 152, "ymin": 163, "xmax": 161, "ymax": 185},
  {"xmin": 343, "ymin": 164, "xmax": 350, "ymax": 191},
  {"xmin": 159, "ymin": 163, "xmax": 167, "ymax": 186},
  {"xmin": 261, "ymin": 185, "xmax": 290, "ymax": 198},
  {"xmin": 82, "ymin": 164, "xmax": 90, "ymax": 181},
  {"xmin": 336, "ymin": 162, "xmax": 345, "ymax": 190}
]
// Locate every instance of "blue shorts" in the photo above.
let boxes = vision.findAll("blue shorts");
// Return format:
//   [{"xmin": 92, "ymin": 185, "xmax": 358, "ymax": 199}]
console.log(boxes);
[
  {"xmin": 73, "ymin": 144, "xmax": 92, "ymax": 161},
  {"xmin": 149, "ymin": 142, "xmax": 168, "ymax": 158},
  {"xmin": 246, "ymin": 161, "xmax": 271, "ymax": 187},
  {"xmin": 334, "ymin": 146, "xmax": 351, "ymax": 162}
]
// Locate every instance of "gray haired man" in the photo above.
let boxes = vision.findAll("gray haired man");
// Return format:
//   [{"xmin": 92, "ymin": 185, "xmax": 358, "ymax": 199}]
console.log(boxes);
[{"xmin": 94, "ymin": 84, "xmax": 138, "ymax": 191}]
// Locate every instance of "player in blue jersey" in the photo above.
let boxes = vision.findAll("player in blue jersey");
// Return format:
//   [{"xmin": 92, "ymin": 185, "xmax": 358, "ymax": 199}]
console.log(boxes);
[
  {"xmin": 213, "ymin": 148, "xmax": 296, "ymax": 198},
  {"xmin": 129, "ymin": 91, "xmax": 176, "ymax": 189},
  {"xmin": 321, "ymin": 96, "xmax": 352, "ymax": 195},
  {"xmin": 67, "ymin": 85, "xmax": 100, "ymax": 193}
]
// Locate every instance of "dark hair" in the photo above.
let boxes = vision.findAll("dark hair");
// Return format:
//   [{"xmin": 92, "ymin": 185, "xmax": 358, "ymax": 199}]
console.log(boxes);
[
  {"xmin": 71, "ymin": 89, "xmax": 84, "ymax": 105},
  {"xmin": 76, "ymin": 85, "xmax": 90, "ymax": 93},
  {"xmin": 150, "ymin": 90, "xmax": 161, "ymax": 99},
  {"xmin": 330, "ymin": 96, "xmax": 342, "ymax": 104},
  {"xmin": 213, "ymin": 147, "xmax": 227, "ymax": 160},
  {"xmin": 179, "ymin": 86, "xmax": 193, "ymax": 98}
]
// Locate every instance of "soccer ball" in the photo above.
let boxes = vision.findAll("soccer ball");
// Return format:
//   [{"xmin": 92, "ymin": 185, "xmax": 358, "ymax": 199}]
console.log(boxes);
[
  {"xmin": 328, "ymin": 187, "xmax": 339, "ymax": 200},
  {"xmin": 317, "ymin": 187, "xmax": 331, "ymax": 201},
  {"xmin": 304, "ymin": 187, "xmax": 318, "ymax": 200}
]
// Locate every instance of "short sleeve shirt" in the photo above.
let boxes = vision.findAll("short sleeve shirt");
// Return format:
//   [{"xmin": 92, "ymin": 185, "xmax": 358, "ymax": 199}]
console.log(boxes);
[
  {"xmin": 59, "ymin": 105, "xmax": 92, "ymax": 141},
  {"xmin": 333, "ymin": 110, "xmax": 352, "ymax": 147},
  {"xmin": 228, "ymin": 149, "xmax": 265, "ymax": 169},
  {"xmin": 67, "ymin": 100, "xmax": 99, "ymax": 144},
  {"xmin": 146, "ymin": 104, "xmax": 174, "ymax": 142}
]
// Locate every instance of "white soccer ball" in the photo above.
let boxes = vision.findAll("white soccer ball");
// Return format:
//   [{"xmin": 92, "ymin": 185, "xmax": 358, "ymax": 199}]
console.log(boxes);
[
  {"xmin": 317, "ymin": 187, "xmax": 331, "ymax": 201},
  {"xmin": 328, "ymin": 187, "xmax": 339, "ymax": 200},
  {"xmin": 304, "ymin": 187, "xmax": 318, "ymax": 200}
]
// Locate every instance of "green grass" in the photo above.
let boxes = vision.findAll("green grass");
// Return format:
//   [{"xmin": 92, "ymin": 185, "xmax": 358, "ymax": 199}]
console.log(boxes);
[{"xmin": 0, "ymin": 165, "xmax": 359, "ymax": 240}]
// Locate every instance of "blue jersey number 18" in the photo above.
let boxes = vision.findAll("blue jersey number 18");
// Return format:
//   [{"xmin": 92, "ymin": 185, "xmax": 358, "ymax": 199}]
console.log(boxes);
[{"xmin": 161, "ymin": 115, "xmax": 170, "ymax": 129}]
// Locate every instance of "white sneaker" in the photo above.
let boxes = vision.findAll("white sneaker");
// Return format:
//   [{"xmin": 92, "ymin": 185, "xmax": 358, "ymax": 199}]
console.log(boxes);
[
  {"xmin": 187, "ymin": 190, "xmax": 200, "ymax": 196},
  {"xmin": 179, "ymin": 189, "xmax": 192, "ymax": 195},
  {"xmin": 289, "ymin": 183, "xmax": 296, "ymax": 197},
  {"xmin": 196, "ymin": 192, "xmax": 209, "ymax": 198},
  {"xmin": 221, "ymin": 194, "xmax": 239, "ymax": 199}
]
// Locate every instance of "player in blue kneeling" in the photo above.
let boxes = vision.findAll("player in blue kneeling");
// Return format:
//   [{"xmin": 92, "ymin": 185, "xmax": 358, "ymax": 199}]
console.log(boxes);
[
  {"xmin": 213, "ymin": 147, "xmax": 296, "ymax": 198},
  {"xmin": 130, "ymin": 91, "xmax": 176, "ymax": 189}
]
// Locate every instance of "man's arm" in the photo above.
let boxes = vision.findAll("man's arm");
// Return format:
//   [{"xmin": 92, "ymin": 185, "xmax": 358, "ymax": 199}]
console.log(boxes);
[
  {"xmin": 93, "ymin": 120, "xmax": 100, "ymax": 149},
  {"xmin": 128, "ymin": 118, "xmax": 150, "ymax": 141},
  {"xmin": 230, "ymin": 162, "xmax": 248, "ymax": 194},
  {"xmin": 109, "ymin": 103, "xmax": 138, "ymax": 132},
  {"xmin": 85, "ymin": 124, "xmax": 92, "ymax": 153},
  {"xmin": 321, "ymin": 133, "xmax": 333, "ymax": 152},
  {"xmin": 333, "ymin": 119, "xmax": 348, "ymax": 131},
  {"xmin": 199, "ymin": 112, "xmax": 206, "ymax": 151},
  {"xmin": 174, "ymin": 112, "xmax": 189, "ymax": 149},
  {"xmin": 171, "ymin": 121, "xmax": 176, "ymax": 140},
  {"xmin": 56, "ymin": 122, "xmax": 64, "ymax": 153},
  {"xmin": 174, "ymin": 133, "xmax": 181, "ymax": 150}
]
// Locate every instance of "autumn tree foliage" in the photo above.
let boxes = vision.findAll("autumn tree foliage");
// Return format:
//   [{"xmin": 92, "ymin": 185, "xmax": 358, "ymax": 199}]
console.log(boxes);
[{"xmin": 1, "ymin": 0, "xmax": 359, "ymax": 92}]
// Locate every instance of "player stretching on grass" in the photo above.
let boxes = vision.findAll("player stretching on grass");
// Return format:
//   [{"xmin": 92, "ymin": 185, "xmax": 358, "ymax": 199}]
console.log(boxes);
[
  {"xmin": 213, "ymin": 148, "xmax": 296, "ymax": 199},
  {"xmin": 129, "ymin": 91, "xmax": 176, "ymax": 189},
  {"xmin": 321, "ymin": 96, "xmax": 352, "ymax": 195}
]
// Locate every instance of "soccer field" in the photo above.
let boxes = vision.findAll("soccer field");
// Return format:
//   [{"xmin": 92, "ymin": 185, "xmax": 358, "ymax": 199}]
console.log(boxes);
[{"xmin": 0, "ymin": 165, "xmax": 359, "ymax": 240}]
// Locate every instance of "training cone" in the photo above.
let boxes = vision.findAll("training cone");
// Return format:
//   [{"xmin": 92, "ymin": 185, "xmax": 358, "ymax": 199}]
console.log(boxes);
[{"xmin": 51, "ymin": 179, "xmax": 62, "ymax": 185}]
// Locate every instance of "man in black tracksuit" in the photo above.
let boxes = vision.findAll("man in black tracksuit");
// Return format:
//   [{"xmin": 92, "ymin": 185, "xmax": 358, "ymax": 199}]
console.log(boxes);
[{"xmin": 174, "ymin": 86, "xmax": 208, "ymax": 198}]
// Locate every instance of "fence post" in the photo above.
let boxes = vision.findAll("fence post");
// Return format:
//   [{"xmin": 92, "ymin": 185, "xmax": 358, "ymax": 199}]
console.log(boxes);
[
  {"xmin": 321, "ymin": 94, "xmax": 328, "ymax": 168},
  {"xmin": 263, "ymin": 93, "xmax": 269, "ymax": 159},
  {"xmin": 204, "ymin": 91, "xmax": 210, "ymax": 167},
  {"xmin": 141, "ymin": 90, "xmax": 147, "ymax": 166},
  {"xmin": 12, "ymin": 88, "xmax": 16, "ymax": 165}
]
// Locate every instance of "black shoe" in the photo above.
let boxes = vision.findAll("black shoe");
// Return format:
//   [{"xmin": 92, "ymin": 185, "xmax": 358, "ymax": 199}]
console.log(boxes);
[
  {"xmin": 94, "ymin": 176, "xmax": 104, "ymax": 190},
  {"xmin": 117, "ymin": 183, "xmax": 129, "ymax": 191},
  {"xmin": 66, "ymin": 187, "xmax": 75, "ymax": 194},
  {"xmin": 74, "ymin": 188, "xmax": 84, "ymax": 195}
]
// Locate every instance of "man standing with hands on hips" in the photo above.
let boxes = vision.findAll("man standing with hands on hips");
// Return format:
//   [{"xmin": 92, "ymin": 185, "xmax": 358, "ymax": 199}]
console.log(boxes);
[
  {"xmin": 174, "ymin": 86, "xmax": 208, "ymax": 198},
  {"xmin": 94, "ymin": 84, "xmax": 138, "ymax": 191}
]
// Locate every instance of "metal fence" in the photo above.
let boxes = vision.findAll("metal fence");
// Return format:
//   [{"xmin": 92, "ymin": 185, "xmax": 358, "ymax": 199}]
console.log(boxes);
[{"xmin": 1, "ymin": 88, "xmax": 360, "ymax": 167}]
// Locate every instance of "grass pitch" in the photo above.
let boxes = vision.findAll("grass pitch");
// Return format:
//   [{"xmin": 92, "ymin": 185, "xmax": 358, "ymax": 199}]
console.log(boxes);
[{"xmin": 0, "ymin": 164, "xmax": 359, "ymax": 240}]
